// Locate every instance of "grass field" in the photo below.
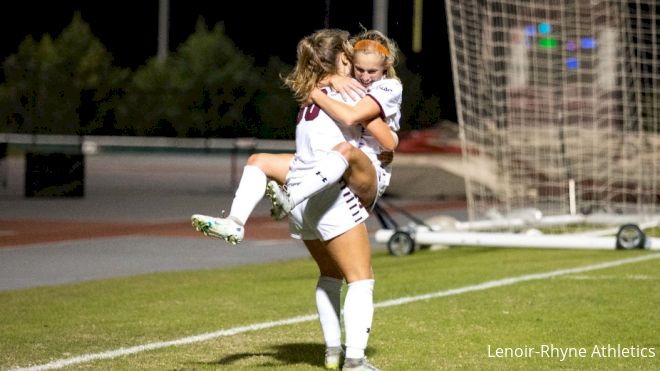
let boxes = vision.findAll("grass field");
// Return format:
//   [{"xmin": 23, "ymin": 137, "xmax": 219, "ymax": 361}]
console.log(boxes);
[{"xmin": 2, "ymin": 242, "xmax": 659, "ymax": 370}]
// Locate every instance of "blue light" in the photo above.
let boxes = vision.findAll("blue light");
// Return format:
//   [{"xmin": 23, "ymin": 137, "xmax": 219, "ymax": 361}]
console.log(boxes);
[
  {"xmin": 581, "ymin": 37, "xmax": 596, "ymax": 49},
  {"xmin": 538, "ymin": 22, "xmax": 552, "ymax": 35},
  {"xmin": 524, "ymin": 25, "xmax": 536, "ymax": 36},
  {"xmin": 566, "ymin": 57, "xmax": 579, "ymax": 69}
]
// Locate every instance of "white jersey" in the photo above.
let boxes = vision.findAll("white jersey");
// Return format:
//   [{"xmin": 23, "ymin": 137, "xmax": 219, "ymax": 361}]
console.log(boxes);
[
  {"xmin": 357, "ymin": 77, "xmax": 402, "ymax": 170},
  {"xmin": 357, "ymin": 77, "xmax": 402, "ymax": 200},
  {"xmin": 287, "ymin": 87, "xmax": 368, "ymax": 241},
  {"xmin": 288, "ymin": 87, "xmax": 361, "ymax": 185}
]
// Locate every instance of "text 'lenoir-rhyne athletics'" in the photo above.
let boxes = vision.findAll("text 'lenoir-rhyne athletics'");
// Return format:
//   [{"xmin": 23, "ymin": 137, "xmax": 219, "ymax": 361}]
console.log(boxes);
[{"xmin": 488, "ymin": 344, "xmax": 656, "ymax": 362}]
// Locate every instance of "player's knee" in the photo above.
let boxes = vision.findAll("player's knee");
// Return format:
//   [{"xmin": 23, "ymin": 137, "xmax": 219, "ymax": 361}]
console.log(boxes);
[
  {"xmin": 247, "ymin": 153, "xmax": 266, "ymax": 168},
  {"xmin": 316, "ymin": 261, "xmax": 343, "ymax": 279},
  {"xmin": 332, "ymin": 142, "xmax": 355, "ymax": 159},
  {"xmin": 344, "ymin": 269, "xmax": 374, "ymax": 283}
]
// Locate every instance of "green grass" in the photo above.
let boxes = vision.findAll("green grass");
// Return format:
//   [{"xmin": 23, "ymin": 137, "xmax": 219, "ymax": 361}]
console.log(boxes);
[{"xmin": 2, "ymin": 247, "xmax": 659, "ymax": 370}]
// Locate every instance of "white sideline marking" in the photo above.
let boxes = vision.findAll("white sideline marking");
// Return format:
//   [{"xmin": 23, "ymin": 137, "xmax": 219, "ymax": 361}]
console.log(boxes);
[
  {"xmin": 561, "ymin": 274, "xmax": 658, "ymax": 281},
  {"xmin": 373, "ymin": 253, "xmax": 660, "ymax": 308},
  {"xmin": 13, "ymin": 253, "xmax": 660, "ymax": 371}
]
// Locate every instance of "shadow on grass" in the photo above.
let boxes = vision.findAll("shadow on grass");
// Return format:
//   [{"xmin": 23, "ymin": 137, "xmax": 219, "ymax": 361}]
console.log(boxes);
[
  {"xmin": 194, "ymin": 342, "xmax": 379, "ymax": 368},
  {"xmin": 201, "ymin": 342, "xmax": 325, "ymax": 368}
]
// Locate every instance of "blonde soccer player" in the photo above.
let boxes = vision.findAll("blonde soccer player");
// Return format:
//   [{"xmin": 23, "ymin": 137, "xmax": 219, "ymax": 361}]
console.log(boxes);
[
  {"xmin": 266, "ymin": 29, "xmax": 402, "ymax": 218},
  {"xmin": 192, "ymin": 29, "xmax": 401, "ymax": 243},
  {"xmin": 194, "ymin": 29, "xmax": 385, "ymax": 370},
  {"xmin": 278, "ymin": 28, "xmax": 382, "ymax": 371}
]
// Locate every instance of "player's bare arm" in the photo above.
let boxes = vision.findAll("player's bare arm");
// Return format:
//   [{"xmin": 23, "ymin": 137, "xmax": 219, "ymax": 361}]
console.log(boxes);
[
  {"xmin": 320, "ymin": 74, "xmax": 366, "ymax": 101},
  {"xmin": 309, "ymin": 86, "xmax": 381, "ymax": 126},
  {"xmin": 363, "ymin": 117, "xmax": 398, "ymax": 151}
]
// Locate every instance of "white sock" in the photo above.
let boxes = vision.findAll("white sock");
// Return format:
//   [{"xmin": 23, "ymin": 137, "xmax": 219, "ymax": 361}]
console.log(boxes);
[
  {"xmin": 343, "ymin": 279, "xmax": 375, "ymax": 359},
  {"xmin": 316, "ymin": 276, "xmax": 343, "ymax": 348},
  {"xmin": 228, "ymin": 165, "xmax": 267, "ymax": 225},
  {"xmin": 289, "ymin": 151, "xmax": 348, "ymax": 206}
]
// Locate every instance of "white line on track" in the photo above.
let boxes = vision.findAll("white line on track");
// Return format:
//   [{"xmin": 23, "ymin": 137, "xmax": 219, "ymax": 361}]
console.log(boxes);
[{"xmin": 12, "ymin": 253, "xmax": 660, "ymax": 371}]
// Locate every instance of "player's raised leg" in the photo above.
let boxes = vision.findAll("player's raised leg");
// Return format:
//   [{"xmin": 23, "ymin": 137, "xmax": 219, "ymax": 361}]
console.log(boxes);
[
  {"xmin": 267, "ymin": 142, "xmax": 377, "ymax": 219},
  {"xmin": 192, "ymin": 153, "xmax": 292, "ymax": 244}
]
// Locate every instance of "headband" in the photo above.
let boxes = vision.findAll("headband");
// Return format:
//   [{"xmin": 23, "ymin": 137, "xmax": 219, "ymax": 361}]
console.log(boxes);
[{"xmin": 354, "ymin": 39, "xmax": 389, "ymax": 57}]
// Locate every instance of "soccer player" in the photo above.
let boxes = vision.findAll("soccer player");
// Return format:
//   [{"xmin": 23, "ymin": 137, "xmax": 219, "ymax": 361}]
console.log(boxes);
[
  {"xmin": 194, "ymin": 29, "xmax": 384, "ymax": 370},
  {"xmin": 267, "ymin": 29, "xmax": 402, "ymax": 217},
  {"xmin": 278, "ymin": 28, "xmax": 380, "ymax": 371},
  {"xmin": 191, "ymin": 30, "xmax": 401, "ymax": 244}
]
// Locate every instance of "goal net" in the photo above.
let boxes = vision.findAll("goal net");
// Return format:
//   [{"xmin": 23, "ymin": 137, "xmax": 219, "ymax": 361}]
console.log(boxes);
[{"xmin": 445, "ymin": 0, "xmax": 659, "ymax": 232}]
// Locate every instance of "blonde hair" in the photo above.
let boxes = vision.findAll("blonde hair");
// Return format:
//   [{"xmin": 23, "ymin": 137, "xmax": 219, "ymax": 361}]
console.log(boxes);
[
  {"xmin": 283, "ymin": 29, "xmax": 353, "ymax": 104},
  {"xmin": 351, "ymin": 29, "xmax": 400, "ymax": 81}
]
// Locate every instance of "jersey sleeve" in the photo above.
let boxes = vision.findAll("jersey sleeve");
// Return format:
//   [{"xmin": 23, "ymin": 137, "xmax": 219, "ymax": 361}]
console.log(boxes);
[{"xmin": 365, "ymin": 79, "xmax": 402, "ymax": 124}]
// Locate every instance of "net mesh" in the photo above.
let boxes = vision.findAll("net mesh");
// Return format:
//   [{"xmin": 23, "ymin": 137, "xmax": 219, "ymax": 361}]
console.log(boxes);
[{"xmin": 445, "ymin": 0, "xmax": 659, "ymax": 228}]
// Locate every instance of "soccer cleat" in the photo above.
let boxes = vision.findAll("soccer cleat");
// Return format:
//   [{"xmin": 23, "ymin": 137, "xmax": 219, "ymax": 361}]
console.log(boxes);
[
  {"xmin": 342, "ymin": 357, "xmax": 380, "ymax": 371},
  {"xmin": 265, "ymin": 180, "xmax": 295, "ymax": 220},
  {"xmin": 191, "ymin": 214, "xmax": 244, "ymax": 245},
  {"xmin": 325, "ymin": 346, "xmax": 344, "ymax": 370}
]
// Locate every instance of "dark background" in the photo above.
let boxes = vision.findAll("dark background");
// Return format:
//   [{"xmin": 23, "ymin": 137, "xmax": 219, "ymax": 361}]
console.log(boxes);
[{"xmin": 0, "ymin": 0, "xmax": 456, "ymax": 122}]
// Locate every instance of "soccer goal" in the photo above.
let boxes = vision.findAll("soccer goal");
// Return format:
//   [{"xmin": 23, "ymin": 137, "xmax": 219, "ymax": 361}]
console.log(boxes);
[{"xmin": 379, "ymin": 0, "xmax": 660, "ymax": 255}]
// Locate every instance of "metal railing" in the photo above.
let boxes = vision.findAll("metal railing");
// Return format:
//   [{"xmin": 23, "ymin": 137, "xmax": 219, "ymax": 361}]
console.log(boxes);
[{"xmin": 0, "ymin": 133, "xmax": 296, "ymax": 192}]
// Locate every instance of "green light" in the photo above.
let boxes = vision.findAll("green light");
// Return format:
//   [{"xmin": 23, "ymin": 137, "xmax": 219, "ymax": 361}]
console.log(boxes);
[{"xmin": 539, "ymin": 37, "xmax": 557, "ymax": 49}]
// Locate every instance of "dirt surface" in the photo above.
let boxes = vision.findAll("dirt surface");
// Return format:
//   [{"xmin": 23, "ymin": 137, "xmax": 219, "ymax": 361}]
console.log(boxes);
[{"xmin": 0, "ymin": 215, "xmax": 292, "ymax": 248}]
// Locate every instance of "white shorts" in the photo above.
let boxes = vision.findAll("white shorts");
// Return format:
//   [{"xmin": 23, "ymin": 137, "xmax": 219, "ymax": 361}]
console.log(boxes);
[
  {"xmin": 364, "ymin": 166, "xmax": 391, "ymax": 212},
  {"xmin": 376, "ymin": 166, "xmax": 391, "ymax": 200},
  {"xmin": 288, "ymin": 181, "xmax": 369, "ymax": 241}
]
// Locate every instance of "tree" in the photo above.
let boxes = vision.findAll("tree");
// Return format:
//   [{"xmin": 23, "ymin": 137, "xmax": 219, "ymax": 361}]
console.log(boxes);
[
  {"xmin": 116, "ymin": 19, "xmax": 272, "ymax": 137},
  {"xmin": 0, "ymin": 12, "xmax": 128, "ymax": 135},
  {"xmin": 0, "ymin": 13, "xmax": 437, "ymax": 139},
  {"xmin": 252, "ymin": 56, "xmax": 297, "ymax": 139}
]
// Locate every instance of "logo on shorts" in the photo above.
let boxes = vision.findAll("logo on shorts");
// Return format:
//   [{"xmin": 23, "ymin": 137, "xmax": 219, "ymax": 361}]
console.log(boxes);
[{"xmin": 315, "ymin": 171, "xmax": 328, "ymax": 183}]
